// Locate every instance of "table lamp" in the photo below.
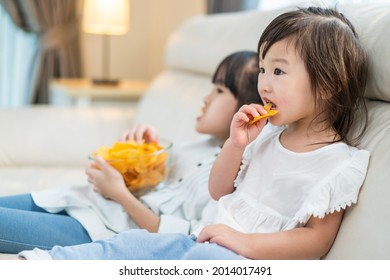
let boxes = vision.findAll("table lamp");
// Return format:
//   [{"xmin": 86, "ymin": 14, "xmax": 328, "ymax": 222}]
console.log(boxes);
[{"xmin": 83, "ymin": 0, "xmax": 130, "ymax": 85}]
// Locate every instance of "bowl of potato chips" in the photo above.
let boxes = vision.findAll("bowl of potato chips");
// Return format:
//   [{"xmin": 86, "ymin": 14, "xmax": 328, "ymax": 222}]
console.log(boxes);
[{"xmin": 91, "ymin": 139, "xmax": 173, "ymax": 197}]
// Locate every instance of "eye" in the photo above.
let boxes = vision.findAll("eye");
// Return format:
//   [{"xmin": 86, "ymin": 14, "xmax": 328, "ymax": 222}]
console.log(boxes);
[
  {"xmin": 259, "ymin": 67, "xmax": 265, "ymax": 74},
  {"xmin": 274, "ymin": 68, "xmax": 285, "ymax": 75}
]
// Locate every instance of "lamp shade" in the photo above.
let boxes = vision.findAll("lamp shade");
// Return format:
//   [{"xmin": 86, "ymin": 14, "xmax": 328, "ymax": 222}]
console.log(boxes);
[{"xmin": 83, "ymin": 0, "xmax": 130, "ymax": 35}]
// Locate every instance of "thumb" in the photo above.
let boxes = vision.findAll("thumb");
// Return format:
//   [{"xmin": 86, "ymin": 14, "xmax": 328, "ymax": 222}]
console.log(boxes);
[{"xmin": 93, "ymin": 155, "xmax": 110, "ymax": 171}]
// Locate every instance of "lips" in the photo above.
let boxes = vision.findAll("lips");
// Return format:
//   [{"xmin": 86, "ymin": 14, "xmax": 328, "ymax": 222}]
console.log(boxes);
[
  {"xmin": 197, "ymin": 104, "xmax": 206, "ymax": 119},
  {"xmin": 263, "ymin": 99, "xmax": 276, "ymax": 110}
]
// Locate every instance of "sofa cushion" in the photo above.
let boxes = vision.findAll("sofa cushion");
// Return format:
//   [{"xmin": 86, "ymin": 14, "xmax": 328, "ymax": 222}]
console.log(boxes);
[
  {"xmin": 134, "ymin": 70, "xmax": 212, "ymax": 143},
  {"xmin": 324, "ymin": 101, "xmax": 390, "ymax": 259},
  {"xmin": 0, "ymin": 167, "xmax": 87, "ymax": 196},
  {"xmin": 340, "ymin": 2, "xmax": 390, "ymax": 102},
  {"xmin": 165, "ymin": 8, "xmax": 288, "ymax": 77},
  {"xmin": 0, "ymin": 106, "xmax": 134, "ymax": 167}
]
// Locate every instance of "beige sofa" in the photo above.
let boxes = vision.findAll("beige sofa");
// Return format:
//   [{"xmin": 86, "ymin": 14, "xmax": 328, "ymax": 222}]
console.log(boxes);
[{"xmin": 0, "ymin": 2, "xmax": 389, "ymax": 259}]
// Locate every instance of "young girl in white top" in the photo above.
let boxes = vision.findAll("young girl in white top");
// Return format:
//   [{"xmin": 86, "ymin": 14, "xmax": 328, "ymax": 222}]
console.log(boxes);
[
  {"xmin": 19, "ymin": 6, "xmax": 370, "ymax": 260},
  {"xmin": 0, "ymin": 51, "xmax": 261, "ymax": 254}
]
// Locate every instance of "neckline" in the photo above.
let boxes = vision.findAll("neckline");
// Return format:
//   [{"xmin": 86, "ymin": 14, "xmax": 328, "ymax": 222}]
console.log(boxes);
[{"xmin": 275, "ymin": 128, "xmax": 346, "ymax": 156}]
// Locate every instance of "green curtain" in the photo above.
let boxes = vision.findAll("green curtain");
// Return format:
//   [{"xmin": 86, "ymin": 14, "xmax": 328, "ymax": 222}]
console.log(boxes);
[{"xmin": 0, "ymin": 0, "xmax": 82, "ymax": 104}]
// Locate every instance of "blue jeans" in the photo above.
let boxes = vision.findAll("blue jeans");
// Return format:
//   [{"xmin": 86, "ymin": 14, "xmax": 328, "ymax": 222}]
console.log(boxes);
[
  {"xmin": 45, "ymin": 229, "xmax": 244, "ymax": 260},
  {"xmin": 0, "ymin": 194, "xmax": 91, "ymax": 254}
]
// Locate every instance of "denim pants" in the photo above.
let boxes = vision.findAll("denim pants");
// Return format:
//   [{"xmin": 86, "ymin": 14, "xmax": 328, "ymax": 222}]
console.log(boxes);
[
  {"xmin": 0, "ymin": 194, "xmax": 91, "ymax": 254},
  {"xmin": 46, "ymin": 229, "xmax": 244, "ymax": 260}
]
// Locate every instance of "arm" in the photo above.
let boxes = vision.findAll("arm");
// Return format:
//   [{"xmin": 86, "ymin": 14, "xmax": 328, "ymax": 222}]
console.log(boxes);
[
  {"xmin": 197, "ymin": 210, "xmax": 344, "ymax": 259},
  {"xmin": 208, "ymin": 139, "xmax": 244, "ymax": 200},
  {"xmin": 86, "ymin": 123, "xmax": 163, "ymax": 231},
  {"xmin": 86, "ymin": 156, "xmax": 161, "ymax": 232},
  {"xmin": 208, "ymin": 104, "xmax": 268, "ymax": 200}
]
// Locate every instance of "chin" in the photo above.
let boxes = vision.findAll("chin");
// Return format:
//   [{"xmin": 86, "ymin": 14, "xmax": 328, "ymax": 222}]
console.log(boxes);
[
  {"xmin": 195, "ymin": 123, "xmax": 202, "ymax": 133},
  {"xmin": 268, "ymin": 118, "xmax": 281, "ymax": 126}
]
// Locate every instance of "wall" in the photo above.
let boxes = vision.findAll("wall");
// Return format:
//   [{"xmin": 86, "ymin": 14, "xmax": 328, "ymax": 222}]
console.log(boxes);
[{"xmin": 81, "ymin": 0, "xmax": 206, "ymax": 82}]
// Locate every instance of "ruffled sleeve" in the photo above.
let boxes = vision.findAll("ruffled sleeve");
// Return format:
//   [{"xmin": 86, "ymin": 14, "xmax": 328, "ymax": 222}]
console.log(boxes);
[
  {"xmin": 294, "ymin": 149, "xmax": 370, "ymax": 225},
  {"xmin": 233, "ymin": 158, "xmax": 249, "ymax": 188},
  {"xmin": 233, "ymin": 144, "xmax": 254, "ymax": 188}
]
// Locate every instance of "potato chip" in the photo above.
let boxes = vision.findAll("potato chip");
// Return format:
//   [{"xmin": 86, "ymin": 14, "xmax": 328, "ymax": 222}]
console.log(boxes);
[
  {"xmin": 248, "ymin": 103, "xmax": 278, "ymax": 125},
  {"xmin": 92, "ymin": 140, "xmax": 171, "ymax": 197}
]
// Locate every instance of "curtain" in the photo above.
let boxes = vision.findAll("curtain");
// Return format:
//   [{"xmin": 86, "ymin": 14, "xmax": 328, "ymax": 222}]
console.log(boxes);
[
  {"xmin": 207, "ymin": 0, "xmax": 259, "ymax": 14},
  {"xmin": 0, "ymin": 0, "xmax": 82, "ymax": 104},
  {"xmin": 0, "ymin": 6, "xmax": 37, "ymax": 107}
]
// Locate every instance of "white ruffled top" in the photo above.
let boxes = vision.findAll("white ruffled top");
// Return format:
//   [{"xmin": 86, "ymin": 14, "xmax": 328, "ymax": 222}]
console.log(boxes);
[{"xmin": 214, "ymin": 124, "xmax": 370, "ymax": 233}]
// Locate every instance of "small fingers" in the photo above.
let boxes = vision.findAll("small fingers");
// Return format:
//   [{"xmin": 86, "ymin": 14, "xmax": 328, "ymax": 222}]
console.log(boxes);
[
  {"xmin": 87, "ymin": 175, "xmax": 94, "ymax": 185},
  {"xmin": 238, "ymin": 104, "xmax": 269, "ymax": 124},
  {"xmin": 135, "ymin": 124, "xmax": 148, "ymax": 143},
  {"xmin": 122, "ymin": 124, "xmax": 159, "ymax": 143},
  {"xmin": 120, "ymin": 129, "xmax": 131, "ymax": 142}
]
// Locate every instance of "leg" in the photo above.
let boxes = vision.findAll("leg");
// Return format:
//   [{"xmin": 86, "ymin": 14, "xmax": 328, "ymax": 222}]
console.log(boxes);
[
  {"xmin": 181, "ymin": 242, "xmax": 245, "ymax": 260},
  {"xmin": 0, "ymin": 195, "xmax": 91, "ymax": 253},
  {"xmin": 44, "ymin": 230, "xmax": 196, "ymax": 260},
  {"xmin": 0, "ymin": 193, "xmax": 66, "ymax": 215}
]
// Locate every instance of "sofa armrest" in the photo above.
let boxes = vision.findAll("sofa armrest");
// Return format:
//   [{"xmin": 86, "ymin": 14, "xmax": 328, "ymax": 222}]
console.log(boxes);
[{"xmin": 0, "ymin": 106, "xmax": 135, "ymax": 167}]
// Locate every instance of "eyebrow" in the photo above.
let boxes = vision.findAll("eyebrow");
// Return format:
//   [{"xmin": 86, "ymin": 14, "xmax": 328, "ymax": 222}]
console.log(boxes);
[
  {"xmin": 259, "ymin": 57, "xmax": 289, "ymax": 65},
  {"xmin": 270, "ymin": 58, "xmax": 289, "ymax": 64}
]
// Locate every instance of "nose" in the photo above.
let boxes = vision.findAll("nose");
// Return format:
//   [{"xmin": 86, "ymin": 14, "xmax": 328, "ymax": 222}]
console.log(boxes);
[
  {"xmin": 203, "ymin": 91, "xmax": 213, "ymax": 104},
  {"xmin": 257, "ymin": 73, "xmax": 271, "ymax": 95}
]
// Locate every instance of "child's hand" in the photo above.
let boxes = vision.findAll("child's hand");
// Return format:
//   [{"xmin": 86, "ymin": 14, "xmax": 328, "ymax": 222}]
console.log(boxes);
[
  {"xmin": 230, "ymin": 104, "xmax": 268, "ymax": 147},
  {"xmin": 197, "ymin": 224, "xmax": 250, "ymax": 257},
  {"xmin": 85, "ymin": 156, "xmax": 129, "ymax": 202},
  {"xmin": 120, "ymin": 123, "xmax": 158, "ymax": 143}
]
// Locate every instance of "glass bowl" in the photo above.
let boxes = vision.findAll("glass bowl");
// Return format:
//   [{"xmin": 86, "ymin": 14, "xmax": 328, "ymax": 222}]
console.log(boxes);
[{"xmin": 91, "ymin": 139, "xmax": 173, "ymax": 197}]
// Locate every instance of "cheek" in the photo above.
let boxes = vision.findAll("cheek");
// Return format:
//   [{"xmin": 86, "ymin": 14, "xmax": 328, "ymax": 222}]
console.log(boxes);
[{"xmin": 197, "ymin": 102, "xmax": 236, "ymax": 133}]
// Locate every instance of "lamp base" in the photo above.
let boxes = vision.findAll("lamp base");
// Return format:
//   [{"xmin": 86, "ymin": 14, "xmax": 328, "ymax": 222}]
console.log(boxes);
[{"xmin": 92, "ymin": 78, "xmax": 119, "ymax": 86}]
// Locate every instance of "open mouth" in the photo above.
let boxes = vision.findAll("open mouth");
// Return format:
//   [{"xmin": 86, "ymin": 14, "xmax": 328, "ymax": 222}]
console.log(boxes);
[
  {"xmin": 197, "ymin": 104, "xmax": 206, "ymax": 119},
  {"xmin": 263, "ymin": 99, "xmax": 276, "ymax": 110}
]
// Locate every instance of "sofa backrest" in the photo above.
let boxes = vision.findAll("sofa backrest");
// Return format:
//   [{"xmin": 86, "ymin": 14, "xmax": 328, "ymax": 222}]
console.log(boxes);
[
  {"xmin": 0, "ymin": 106, "xmax": 134, "ymax": 167},
  {"xmin": 135, "ymin": 2, "xmax": 390, "ymax": 259}
]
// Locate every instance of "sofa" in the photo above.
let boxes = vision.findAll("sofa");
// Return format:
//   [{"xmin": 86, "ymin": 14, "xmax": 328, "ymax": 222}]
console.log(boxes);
[{"xmin": 0, "ymin": 2, "xmax": 389, "ymax": 259}]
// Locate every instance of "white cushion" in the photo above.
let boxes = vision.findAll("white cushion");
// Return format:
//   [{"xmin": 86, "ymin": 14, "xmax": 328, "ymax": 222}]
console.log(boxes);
[
  {"xmin": 165, "ymin": 9, "xmax": 288, "ymax": 76},
  {"xmin": 340, "ymin": 2, "xmax": 390, "ymax": 102},
  {"xmin": 324, "ymin": 101, "xmax": 390, "ymax": 259},
  {"xmin": 0, "ymin": 106, "xmax": 134, "ymax": 167},
  {"xmin": 134, "ymin": 70, "xmax": 212, "ymax": 143}
]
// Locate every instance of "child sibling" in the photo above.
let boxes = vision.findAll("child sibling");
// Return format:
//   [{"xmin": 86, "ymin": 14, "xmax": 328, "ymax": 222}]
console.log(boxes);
[
  {"xmin": 0, "ymin": 51, "xmax": 261, "ymax": 254},
  {"xmin": 19, "ymin": 6, "xmax": 370, "ymax": 260}
]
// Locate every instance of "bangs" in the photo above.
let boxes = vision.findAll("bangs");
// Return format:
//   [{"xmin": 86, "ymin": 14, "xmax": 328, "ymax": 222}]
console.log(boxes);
[{"xmin": 212, "ymin": 63, "xmax": 228, "ymax": 85}]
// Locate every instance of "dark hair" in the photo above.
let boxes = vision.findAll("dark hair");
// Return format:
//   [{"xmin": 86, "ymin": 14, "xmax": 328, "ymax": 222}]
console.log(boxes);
[
  {"xmin": 212, "ymin": 51, "xmax": 263, "ymax": 109},
  {"xmin": 258, "ymin": 7, "xmax": 368, "ymax": 145}
]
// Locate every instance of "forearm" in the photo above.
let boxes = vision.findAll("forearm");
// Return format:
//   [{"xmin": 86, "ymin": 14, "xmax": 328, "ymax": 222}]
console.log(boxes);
[
  {"xmin": 116, "ymin": 191, "xmax": 160, "ymax": 233},
  {"xmin": 208, "ymin": 138, "xmax": 245, "ymax": 200},
  {"xmin": 238, "ymin": 212, "xmax": 344, "ymax": 260},
  {"xmin": 241, "ymin": 229, "xmax": 327, "ymax": 260}
]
